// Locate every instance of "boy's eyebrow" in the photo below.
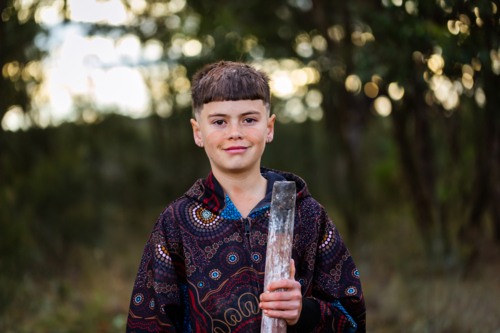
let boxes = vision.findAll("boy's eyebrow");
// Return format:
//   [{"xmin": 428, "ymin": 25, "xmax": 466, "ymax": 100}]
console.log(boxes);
[
  {"xmin": 207, "ymin": 113, "xmax": 228, "ymax": 118},
  {"xmin": 207, "ymin": 110, "xmax": 262, "ymax": 118},
  {"xmin": 241, "ymin": 110, "xmax": 262, "ymax": 116}
]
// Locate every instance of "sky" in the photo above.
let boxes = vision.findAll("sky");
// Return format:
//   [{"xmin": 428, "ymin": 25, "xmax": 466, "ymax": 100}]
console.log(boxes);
[{"xmin": 3, "ymin": 0, "xmax": 181, "ymax": 131}]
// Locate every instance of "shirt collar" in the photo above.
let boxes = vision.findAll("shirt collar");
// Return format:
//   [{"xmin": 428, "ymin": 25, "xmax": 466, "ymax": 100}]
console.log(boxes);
[
  {"xmin": 184, "ymin": 167, "xmax": 310, "ymax": 216},
  {"xmin": 219, "ymin": 171, "xmax": 286, "ymax": 219}
]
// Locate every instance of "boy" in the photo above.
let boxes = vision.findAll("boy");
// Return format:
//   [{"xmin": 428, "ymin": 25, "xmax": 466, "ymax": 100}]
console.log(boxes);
[{"xmin": 126, "ymin": 61, "xmax": 365, "ymax": 332}]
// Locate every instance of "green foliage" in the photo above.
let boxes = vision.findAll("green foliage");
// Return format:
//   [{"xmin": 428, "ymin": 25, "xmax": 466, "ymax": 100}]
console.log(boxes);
[{"xmin": 0, "ymin": 0, "xmax": 46, "ymax": 120}]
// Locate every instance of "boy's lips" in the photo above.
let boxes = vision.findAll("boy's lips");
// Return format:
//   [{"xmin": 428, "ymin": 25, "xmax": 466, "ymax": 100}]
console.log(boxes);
[{"xmin": 224, "ymin": 146, "xmax": 248, "ymax": 154}]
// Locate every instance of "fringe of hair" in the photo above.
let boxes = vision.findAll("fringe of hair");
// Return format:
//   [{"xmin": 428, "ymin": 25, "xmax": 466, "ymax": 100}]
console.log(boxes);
[{"xmin": 191, "ymin": 61, "xmax": 270, "ymax": 116}]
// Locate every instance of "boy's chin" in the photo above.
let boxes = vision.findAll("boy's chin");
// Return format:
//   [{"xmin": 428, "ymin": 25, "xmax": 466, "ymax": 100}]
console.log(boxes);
[{"xmin": 215, "ymin": 162, "xmax": 259, "ymax": 175}]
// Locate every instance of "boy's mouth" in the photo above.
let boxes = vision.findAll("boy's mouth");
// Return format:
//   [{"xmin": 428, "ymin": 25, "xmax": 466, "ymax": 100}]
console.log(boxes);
[{"xmin": 224, "ymin": 146, "xmax": 248, "ymax": 154}]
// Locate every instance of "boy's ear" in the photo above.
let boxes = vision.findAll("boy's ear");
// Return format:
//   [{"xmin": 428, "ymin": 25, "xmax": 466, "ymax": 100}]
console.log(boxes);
[
  {"xmin": 266, "ymin": 114, "xmax": 276, "ymax": 143},
  {"xmin": 190, "ymin": 118, "xmax": 204, "ymax": 148}
]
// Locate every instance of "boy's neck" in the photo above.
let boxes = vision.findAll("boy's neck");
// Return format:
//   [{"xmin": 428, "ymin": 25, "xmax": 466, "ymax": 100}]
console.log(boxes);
[{"xmin": 212, "ymin": 166, "xmax": 267, "ymax": 217}]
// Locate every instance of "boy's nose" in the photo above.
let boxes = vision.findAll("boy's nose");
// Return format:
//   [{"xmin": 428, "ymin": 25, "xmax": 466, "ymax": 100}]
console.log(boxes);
[{"xmin": 227, "ymin": 123, "xmax": 244, "ymax": 140}]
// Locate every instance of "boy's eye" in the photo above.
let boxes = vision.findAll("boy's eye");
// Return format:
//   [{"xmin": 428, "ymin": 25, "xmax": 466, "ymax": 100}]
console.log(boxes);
[
  {"xmin": 214, "ymin": 120, "xmax": 225, "ymax": 126},
  {"xmin": 243, "ymin": 118, "xmax": 256, "ymax": 124}
]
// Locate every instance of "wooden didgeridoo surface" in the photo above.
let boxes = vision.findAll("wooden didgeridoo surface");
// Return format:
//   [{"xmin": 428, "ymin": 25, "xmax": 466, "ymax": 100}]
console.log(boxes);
[{"xmin": 261, "ymin": 181, "xmax": 296, "ymax": 333}]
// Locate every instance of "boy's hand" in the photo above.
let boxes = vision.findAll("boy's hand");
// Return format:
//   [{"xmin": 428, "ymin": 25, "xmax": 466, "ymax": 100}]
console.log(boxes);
[{"xmin": 259, "ymin": 259, "xmax": 302, "ymax": 326}]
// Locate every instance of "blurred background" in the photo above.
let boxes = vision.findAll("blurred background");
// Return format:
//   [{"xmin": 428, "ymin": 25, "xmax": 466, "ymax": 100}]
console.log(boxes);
[{"xmin": 1, "ymin": 0, "xmax": 500, "ymax": 331}]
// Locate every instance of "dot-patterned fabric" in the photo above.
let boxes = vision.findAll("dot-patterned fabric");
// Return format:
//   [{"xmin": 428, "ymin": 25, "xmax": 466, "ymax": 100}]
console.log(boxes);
[{"xmin": 126, "ymin": 167, "xmax": 365, "ymax": 333}]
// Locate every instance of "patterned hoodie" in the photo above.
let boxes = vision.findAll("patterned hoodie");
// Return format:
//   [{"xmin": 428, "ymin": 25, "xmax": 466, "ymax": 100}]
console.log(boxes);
[{"xmin": 126, "ymin": 167, "xmax": 366, "ymax": 333}]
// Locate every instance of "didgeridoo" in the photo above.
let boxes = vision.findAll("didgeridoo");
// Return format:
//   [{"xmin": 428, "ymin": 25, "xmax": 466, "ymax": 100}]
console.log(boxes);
[{"xmin": 261, "ymin": 181, "xmax": 296, "ymax": 333}]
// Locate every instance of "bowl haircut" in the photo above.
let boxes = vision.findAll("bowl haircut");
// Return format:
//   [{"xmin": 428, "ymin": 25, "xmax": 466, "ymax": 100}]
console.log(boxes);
[{"xmin": 190, "ymin": 61, "xmax": 271, "ymax": 118}]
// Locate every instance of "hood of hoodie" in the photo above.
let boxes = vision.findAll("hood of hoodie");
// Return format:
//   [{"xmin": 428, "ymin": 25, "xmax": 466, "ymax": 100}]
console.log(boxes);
[{"xmin": 184, "ymin": 166, "xmax": 311, "ymax": 216}]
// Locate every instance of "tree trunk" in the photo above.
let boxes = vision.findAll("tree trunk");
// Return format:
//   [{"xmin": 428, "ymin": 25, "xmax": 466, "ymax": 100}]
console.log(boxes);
[
  {"xmin": 461, "ymin": 79, "xmax": 498, "ymax": 247},
  {"xmin": 492, "ymin": 181, "xmax": 500, "ymax": 243},
  {"xmin": 0, "ymin": 1, "xmax": 9, "ymax": 184},
  {"xmin": 306, "ymin": 0, "xmax": 367, "ymax": 239},
  {"xmin": 391, "ymin": 105, "xmax": 435, "ymax": 248},
  {"xmin": 484, "ymin": 77, "xmax": 500, "ymax": 244}
]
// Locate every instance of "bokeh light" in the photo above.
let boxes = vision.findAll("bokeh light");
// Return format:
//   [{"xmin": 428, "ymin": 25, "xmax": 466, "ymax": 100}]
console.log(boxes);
[
  {"xmin": 405, "ymin": 1, "xmax": 418, "ymax": 15},
  {"xmin": 428, "ymin": 54, "xmax": 445, "ymax": 74},
  {"xmin": 176, "ymin": 91, "xmax": 192, "ymax": 107},
  {"xmin": 143, "ymin": 40, "xmax": 164, "ymax": 62},
  {"xmin": 69, "ymin": 0, "xmax": 129, "ymax": 25},
  {"xmin": 462, "ymin": 73, "xmax": 474, "ymax": 89},
  {"xmin": 305, "ymin": 90, "xmax": 323, "ymax": 107},
  {"xmin": 129, "ymin": 0, "xmax": 147, "ymax": 15},
  {"xmin": 459, "ymin": 14, "xmax": 470, "ymax": 33},
  {"xmin": 429, "ymin": 75, "xmax": 461, "ymax": 110},
  {"xmin": 93, "ymin": 66, "xmax": 151, "ymax": 118},
  {"xmin": 285, "ymin": 98, "xmax": 307, "ymax": 123},
  {"xmin": 364, "ymin": 82, "xmax": 379, "ymax": 98},
  {"xmin": 308, "ymin": 106, "xmax": 323, "ymax": 121},
  {"xmin": 156, "ymin": 99, "xmax": 173, "ymax": 118},
  {"xmin": 1, "ymin": 106, "xmax": 29, "ymax": 131},
  {"xmin": 173, "ymin": 77, "xmax": 190, "ymax": 92},
  {"xmin": 35, "ymin": 1, "xmax": 65, "ymax": 25},
  {"xmin": 374, "ymin": 96, "xmax": 392, "ymax": 116},
  {"xmin": 388, "ymin": 82, "xmax": 404, "ymax": 100},
  {"xmin": 168, "ymin": 0, "xmax": 187, "ymax": 13},
  {"xmin": 475, "ymin": 87, "xmax": 486, "ymax": 108},
  {"xmin": 252, "ymin": 59, "xmax": 320, "ymax": 109},
  {"xmin": 491, "ymin": 49, "xmax": 500, "ymax": 75},
  {"xmin": 345, "ymin": 74, "xmax": 362, "ymax": 94},
  {"xmin": 312, "ymin": 35, "xmax": 328, "ymax": 52},
  {"xmin": 327, "ymin": 25, "xmax": 344, "ymax": 42},
  {"xmin": 371, "ymin": 74, "xmax": 383, "ymax": 87},
  {"xmin": 166, "ymin": 15, "xmax": 181, "ymax": 29},
  {"xmin": 295, "ymin": 33, "xmax": 313, "ymax": 58},
  {"xmin": 116, "ymin": 34, "xmax": 142, "ymax": 63},
  {"xmin": 471, "ymin": 58, "xmax": 481, "ymax": 71},
  {"xmin": 296, "ymin": 42, "xmax": 313, "ymax": 58},
  {"xmin": 447, "ymin": 20, "xmax": 460, "ymax": 35},
  {"xmin": 272, "ymin": 72, "xmax": 295, "ymax": 97},
  {"xmin": 291, "ymin": 69, "xmax": 308, "ymax": 86},
  {"xmin": 250, "ymin": 58, "xmax": 323, "ymax": 123},
  {"xmin": 182, "ymin": 39, "xmax": 202, "ymax": 57}
]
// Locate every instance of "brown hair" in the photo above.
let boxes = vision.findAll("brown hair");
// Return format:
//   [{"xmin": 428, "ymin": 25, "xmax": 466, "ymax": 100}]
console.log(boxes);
[{"xmin": 191, "ymin": 61, "xmax": 271, "ymax": 116}]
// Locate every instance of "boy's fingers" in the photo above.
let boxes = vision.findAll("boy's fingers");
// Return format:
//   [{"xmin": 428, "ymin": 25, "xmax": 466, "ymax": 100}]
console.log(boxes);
[
  {"xmin": 266, "ymin": 279, "xmax": 300, "ymax": 292},
  {"xmin": 290, "ymin": 259, "xmax": 296, "ymax": 279},
  {"xmin": 260, "ymin": 289, "xmax": 302, "ymax": 302},
  {"xmin": 259, "ymin": 300, "xmax": 300, "ymax": 310},
  {"xmin": 262, "ymin": 309, "xmax": 299, "ymax": 321}
]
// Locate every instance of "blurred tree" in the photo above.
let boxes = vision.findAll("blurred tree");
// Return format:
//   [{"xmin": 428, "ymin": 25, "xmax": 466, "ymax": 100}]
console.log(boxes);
[
  {"xmin": 2, "ymin": 0, "xmax": 500, "ymax": 281},
  {"xmin": 356, "ymin": 0, "xmax": 500, "ymax": 256},
  {"xmin": 0, "ymin": 0, "xmax": 46, "ymax": 177},
  {"xmin": 173, "ymin": 0, "xmax": 500, "ymax": 255},
  {"xmin": 0, "ymin": 0, "xmax": 47, "ymax": 312}
]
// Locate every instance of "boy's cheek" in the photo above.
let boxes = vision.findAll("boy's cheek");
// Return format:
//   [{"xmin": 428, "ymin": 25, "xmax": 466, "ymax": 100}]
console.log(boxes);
[
  {"xmin": 206, "ymin": 131, "xmax": 226, "ymax": 144},
  {"xmin": 244, "ymin": 128, "xmax": 264, "ymax": 141}
]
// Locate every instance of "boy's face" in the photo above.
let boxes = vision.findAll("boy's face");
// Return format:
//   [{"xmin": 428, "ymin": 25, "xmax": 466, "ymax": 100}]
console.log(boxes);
[{"xmin": 190, "ymin": 99, "xmax": 275, "ymax": 175}]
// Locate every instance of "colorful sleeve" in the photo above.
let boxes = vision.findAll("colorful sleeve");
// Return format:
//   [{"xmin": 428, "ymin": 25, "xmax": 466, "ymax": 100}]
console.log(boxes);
[
  {"xmin": 126, "ymin": 207, "xmax": 189, "ymax": 333},
  {"xmin": 307, "ymin": 207, "xmax": 366, "ymax": 333}
]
